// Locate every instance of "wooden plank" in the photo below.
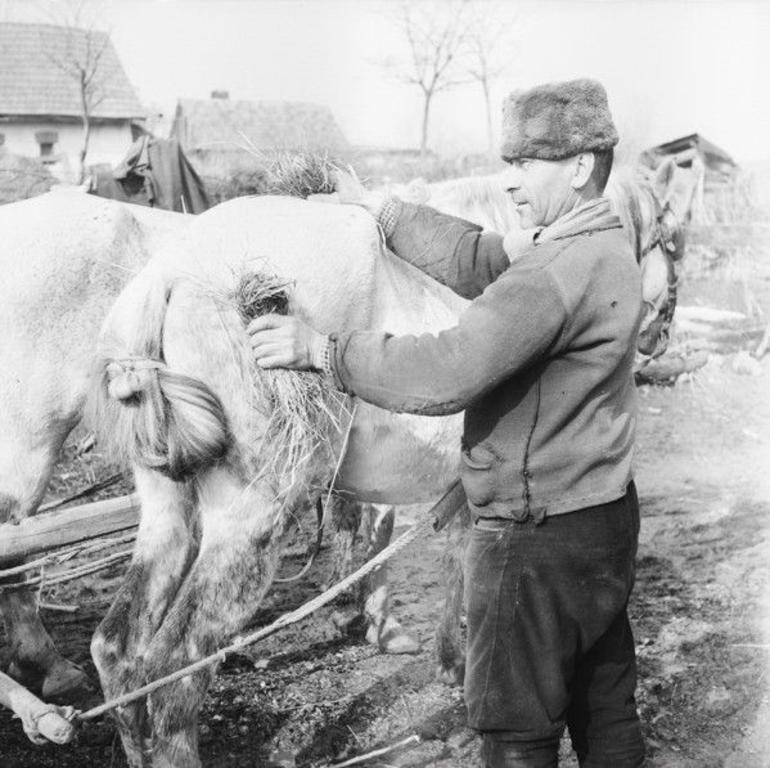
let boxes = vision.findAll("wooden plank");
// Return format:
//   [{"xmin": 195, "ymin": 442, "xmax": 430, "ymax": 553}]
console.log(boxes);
[{"xmin": 0, "ymin": 494, "xmax": 139, "ymax": 565}]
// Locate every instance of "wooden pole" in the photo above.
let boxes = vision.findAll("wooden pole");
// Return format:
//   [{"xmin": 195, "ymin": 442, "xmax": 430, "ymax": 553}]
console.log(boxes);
[
  {"xmin": 0, "ymin": 494, "xmax": 139, "ymax": 565},
  {"xmin": 0, "ymin": 670, "xmax": 76, "ymax": 744}
]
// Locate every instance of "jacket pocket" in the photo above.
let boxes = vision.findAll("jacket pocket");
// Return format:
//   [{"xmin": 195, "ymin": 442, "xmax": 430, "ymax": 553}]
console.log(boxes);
[{"xmin": 460, "ymin": 444, "xmax": 498, "ymax": 507}]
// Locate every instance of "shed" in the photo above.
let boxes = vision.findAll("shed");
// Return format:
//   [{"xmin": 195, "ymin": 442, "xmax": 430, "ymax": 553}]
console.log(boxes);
[
  {"xmin": 170, "ymin": 93, "xmax": 349, "ymax": 180},
  {"xmin": 640, "ymin": 133, "xmax": 736, "ymax": 181}
]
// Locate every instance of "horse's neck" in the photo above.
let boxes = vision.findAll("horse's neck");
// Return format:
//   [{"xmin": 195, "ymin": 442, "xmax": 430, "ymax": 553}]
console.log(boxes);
[{"xmin": 427, "ymin": 175, "xmax": 517, "ymax": 234}]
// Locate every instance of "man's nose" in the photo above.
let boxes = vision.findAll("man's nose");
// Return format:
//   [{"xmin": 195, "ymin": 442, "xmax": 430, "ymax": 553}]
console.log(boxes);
[{"xmin": 501, "ymin": 166, "xmax": 521, "ymax": 191}]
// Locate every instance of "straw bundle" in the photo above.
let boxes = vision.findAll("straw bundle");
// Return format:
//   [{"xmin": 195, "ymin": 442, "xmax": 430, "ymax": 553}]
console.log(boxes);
[{"xmin": 230, "ymin": 272, "xmax": 349, "ymax": 501}]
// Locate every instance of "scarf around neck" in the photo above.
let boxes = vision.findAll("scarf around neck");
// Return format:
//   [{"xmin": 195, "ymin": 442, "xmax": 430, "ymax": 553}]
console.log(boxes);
[{"xmin": 503, "ymin": 197, "xmax": 621, "ymax": 261}]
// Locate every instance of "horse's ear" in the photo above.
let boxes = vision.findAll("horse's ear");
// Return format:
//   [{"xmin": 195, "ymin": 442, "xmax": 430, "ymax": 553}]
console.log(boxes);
[{"xmin": 652, "ymin": 157, "xmax": 677, "ymax": 201}]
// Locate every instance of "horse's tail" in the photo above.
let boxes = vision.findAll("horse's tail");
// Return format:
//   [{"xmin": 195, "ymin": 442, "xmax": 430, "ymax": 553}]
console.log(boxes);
[{"xmin": 89, "ymin": 266, "xmax": 231, "ymax": 482}]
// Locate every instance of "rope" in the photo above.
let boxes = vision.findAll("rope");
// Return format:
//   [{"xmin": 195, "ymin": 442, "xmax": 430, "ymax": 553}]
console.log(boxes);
[
  {"xmin": 274, "ymin": 400, "xmax": 358, "ymax": 584},
  {"xmin": 0, "ymin": 533, "xmax": 136, "ymax": 580},
  {"xmin": 77, "ymin": 507, "xmax": 437, "ymax": 722},
  {"xmin": 38, "ymin": 472, "xmax": 124, "ymax": 513}
]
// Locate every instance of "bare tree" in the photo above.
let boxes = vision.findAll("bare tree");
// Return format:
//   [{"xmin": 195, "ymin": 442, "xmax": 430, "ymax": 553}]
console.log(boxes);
[
  {"xmin": 464, "ymin": 2, "xmax": 514, "ymax": 156},
  {"xmin": 388, "ymin": 1, "xmax": 472, "ymax": 160},
  {"xmin": 39, "ymin": 2, "xmax": 111, "ymax": 181}
]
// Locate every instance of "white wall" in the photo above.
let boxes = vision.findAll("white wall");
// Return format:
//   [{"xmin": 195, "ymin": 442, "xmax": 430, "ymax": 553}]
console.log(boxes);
[{"xmin": 0, "ymin": 119, "xmax": 134, "ymax": 180}]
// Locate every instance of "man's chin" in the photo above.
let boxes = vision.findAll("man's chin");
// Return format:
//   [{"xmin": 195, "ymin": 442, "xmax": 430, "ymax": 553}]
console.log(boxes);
[{"xmin": 514, "ymin": 207, "xmax": 534, "ymax": 229}]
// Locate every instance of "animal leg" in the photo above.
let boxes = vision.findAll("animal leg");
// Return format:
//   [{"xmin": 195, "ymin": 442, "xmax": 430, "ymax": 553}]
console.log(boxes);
[
  {"xmin": 327, "ymin": 493, "xmax": 363, "ymax": 591},
  {"xmin": 0, "ymin": 585, "xmax": 90, "ymax": 699},
  {"xmin": 360, "ymin": 505, "xmax": 420, "ymax": 655},
  {"xmin": 435, "ymin": 504, "xmax": 470, "ymax": 686},
  {"xmin": 91, "ymin": 468, "xmax": 196, "ymax": 768},
  {"xmin": 140, "ymin": 468, "xmax": 285, "ymax": 768}
]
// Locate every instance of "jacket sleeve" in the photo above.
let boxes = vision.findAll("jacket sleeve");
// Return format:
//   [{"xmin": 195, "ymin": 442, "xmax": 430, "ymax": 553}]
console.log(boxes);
[
  {"xmin": 387, "ymin": 202, "xmax": 511, "ymax": 299},
  {"xmin": 331, "ymin": 263, "xmax": 568, "ymax": 415}
]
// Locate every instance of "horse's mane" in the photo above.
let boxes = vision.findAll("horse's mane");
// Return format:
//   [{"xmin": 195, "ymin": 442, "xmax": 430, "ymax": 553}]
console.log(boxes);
[{"xmin": 605, "ymin": 167, "xmax": 658, "ymax": 263}]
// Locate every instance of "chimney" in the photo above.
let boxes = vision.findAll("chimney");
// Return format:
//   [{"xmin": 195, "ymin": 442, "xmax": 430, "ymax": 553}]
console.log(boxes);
[{"xmin": 211, "ymin": 90, "xmax": 229, "ymax": 100}]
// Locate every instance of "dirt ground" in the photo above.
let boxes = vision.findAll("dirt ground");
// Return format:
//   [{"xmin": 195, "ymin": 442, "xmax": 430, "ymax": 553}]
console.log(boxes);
[
  {"xmin": 1, "ymin": 351, "xmax": 768, "ymax": 768},
  {"xmin": 2, "ymin": 232, "xmax": 770, "ymax": 766}
]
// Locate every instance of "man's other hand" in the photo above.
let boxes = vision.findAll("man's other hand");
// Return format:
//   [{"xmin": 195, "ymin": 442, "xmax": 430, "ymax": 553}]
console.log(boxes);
[
  {"xmin": 248, "ymin": 313, "xmax": 327, "ymax": 371},
  {"xmin": 333, "ymin": 167, "xmax": 385, "ymax": 215}
]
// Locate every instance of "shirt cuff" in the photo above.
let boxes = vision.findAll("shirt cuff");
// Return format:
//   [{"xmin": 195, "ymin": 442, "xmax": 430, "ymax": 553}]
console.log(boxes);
[
  {"xmin": 312, "ymin": 334, "xmax": 344, "ymax": 390},
  {"xmin": 375, "ymin": 197, "xmax": 403, "ymax": 238}
]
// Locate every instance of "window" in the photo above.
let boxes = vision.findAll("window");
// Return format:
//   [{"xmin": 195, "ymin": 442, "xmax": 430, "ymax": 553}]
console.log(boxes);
[{"xmin": 34, "ymin": 131, "xmax": 58, "ymax": 161}]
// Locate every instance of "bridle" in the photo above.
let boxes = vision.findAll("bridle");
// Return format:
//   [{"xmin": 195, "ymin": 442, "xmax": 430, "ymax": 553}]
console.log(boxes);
[{"xmin": 638, "ymin": 177, "xmax": 685, "ymax": 358}]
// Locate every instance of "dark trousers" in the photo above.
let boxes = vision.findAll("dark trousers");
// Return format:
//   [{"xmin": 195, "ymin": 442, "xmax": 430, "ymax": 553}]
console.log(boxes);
[{"xmin": 464, "ymin": 484, "xmax": 645, "ymax": 768}]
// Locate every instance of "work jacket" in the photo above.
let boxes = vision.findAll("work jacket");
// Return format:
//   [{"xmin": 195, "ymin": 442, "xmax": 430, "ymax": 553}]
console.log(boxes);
[{"xmin": 330, "ymin": 201, "xmax": 643, "ymax": 520}]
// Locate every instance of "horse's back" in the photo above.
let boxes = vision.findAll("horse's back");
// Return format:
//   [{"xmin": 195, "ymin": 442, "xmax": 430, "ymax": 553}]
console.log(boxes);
[{"xmin": 102, "ymin": 195, "xmax": 465, "ymax": 504}]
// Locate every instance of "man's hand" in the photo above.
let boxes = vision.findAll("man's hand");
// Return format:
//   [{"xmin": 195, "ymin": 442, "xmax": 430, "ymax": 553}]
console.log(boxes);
[
  {"xmin": 248, "ymin": 313, "xmax": 327, "ymax": 370},
  {"xmin": 332, "ymin": 167, "xmax": 385, "ymax": 215}
]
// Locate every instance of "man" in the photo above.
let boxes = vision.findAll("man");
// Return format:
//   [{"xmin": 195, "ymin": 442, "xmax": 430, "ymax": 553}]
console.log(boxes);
[{"xmin": 249, "ymin": 78, "xmax": 645, "ymax": 768}]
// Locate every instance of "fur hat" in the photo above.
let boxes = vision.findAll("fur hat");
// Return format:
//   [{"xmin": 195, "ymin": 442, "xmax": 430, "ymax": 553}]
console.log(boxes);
[{"xmin": 500, "ymin": 78, "xmax": 618, "ymax": 161}]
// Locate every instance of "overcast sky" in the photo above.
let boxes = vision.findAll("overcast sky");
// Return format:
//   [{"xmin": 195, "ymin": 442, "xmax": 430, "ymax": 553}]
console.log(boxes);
[{"xmin": 3, "ymin": 0, "xmax": 769, "ymax": 164}]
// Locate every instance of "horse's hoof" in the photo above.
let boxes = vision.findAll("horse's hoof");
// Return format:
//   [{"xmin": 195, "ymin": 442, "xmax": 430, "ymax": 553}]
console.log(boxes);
[
  {"xmin": 330, "ymin": 610, "xmax": 367, "ymax": 637},
  {"xmin": 367, "ymin": 617, "xmax": 421, "ymax": 655},
  {"xmin": 41, "ymin": 658, "xmax": 93, "ymax": 700},
  {"xmin": 435, "ymin": 661, "xmax": 465, "ymax": 687}
]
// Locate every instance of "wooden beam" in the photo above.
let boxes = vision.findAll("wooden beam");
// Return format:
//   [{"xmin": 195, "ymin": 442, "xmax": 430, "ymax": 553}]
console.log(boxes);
[
  {"xmin": 0, "ymin": 494, "xmax": 139, "ymax": 565},
  {"xmin": 0, "ymin": 670, "xmax": 77, "ymax": 744}
]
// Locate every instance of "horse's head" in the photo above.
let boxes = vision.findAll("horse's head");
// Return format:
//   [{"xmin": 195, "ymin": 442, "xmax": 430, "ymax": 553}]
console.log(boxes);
[
  {"xmin": 643, "ymin": 154, "xmax": 705, "ymax": 261},
  {"xmin": 607, "ymin": 156, "xmax": 703, "ymax": 361}
]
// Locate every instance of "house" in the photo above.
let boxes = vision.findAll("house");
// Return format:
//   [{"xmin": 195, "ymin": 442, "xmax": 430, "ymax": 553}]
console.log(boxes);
[
  {"xmin": 0, "ymin": 22, "xmax": 144, "ymax": 180},
  {"xmin": 169, "ymin": 92, "xmax": 349, "ymax": 179},
  {"xmin": 640, "ymin": 133, "xmax": 737, "ymax": 183}
]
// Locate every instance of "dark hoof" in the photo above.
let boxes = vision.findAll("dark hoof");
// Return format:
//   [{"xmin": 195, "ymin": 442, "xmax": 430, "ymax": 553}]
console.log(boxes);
[
  {"xmin": 330, "ymin": 610, "xmax": 368, "ymax": 638},
  {"xmin": 435, "ymin": 660, "xmax": 465, "ymax": 687}
]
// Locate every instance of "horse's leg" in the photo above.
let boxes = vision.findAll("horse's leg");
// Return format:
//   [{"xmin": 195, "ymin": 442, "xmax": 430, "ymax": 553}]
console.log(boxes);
[
  {"xmin": 0, "ymin": 584, "xmax": 90, "ymax": 698},
  {"xmin": 325, "ymin": 494, "xmax": 365, "ymax": 635},
  {"xmin": 141, "ymin": 467, "xmax": 284, "ymax": 768},
  {"xmin": 327, "ymin": 494, "xmax": 362, "ymax": 588},
  {"xmin": 91, "ymin": 468, "xmax": 196, "ymax": 768},
  {"xmin": 360, "ymin": 504, "xmax": 420, "ymax": 655},
  {"xmin": 435, "ymin": 503, "xmax": 470, "ymax": 686}
]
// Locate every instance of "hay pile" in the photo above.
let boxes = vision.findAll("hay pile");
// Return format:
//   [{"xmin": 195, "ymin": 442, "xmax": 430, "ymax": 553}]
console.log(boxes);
[
  {"xmin": 251, "ymin": 149, "xmax": 340, "ymax": 198},
  {"xmin": 231, "ymin": 272, "xmax": 349, "ymax": 501}
]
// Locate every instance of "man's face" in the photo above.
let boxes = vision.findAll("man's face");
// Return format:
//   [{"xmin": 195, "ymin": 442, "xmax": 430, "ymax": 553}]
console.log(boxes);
[{"xmin": 501, "ymin": 157, "xmax": 578, "ymax": 228}]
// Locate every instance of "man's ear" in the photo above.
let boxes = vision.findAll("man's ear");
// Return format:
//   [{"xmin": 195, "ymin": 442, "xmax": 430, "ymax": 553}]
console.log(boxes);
[{"xmin": 571, "ymin": 152, "xmax": 595, "ymax": 190}]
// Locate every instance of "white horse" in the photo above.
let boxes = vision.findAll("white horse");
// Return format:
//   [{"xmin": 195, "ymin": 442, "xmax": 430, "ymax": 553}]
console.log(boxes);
[
  {"xmin": 89, "ymin": 196, "xmax": 465, "ymax": 767},
  {"xmin": 89, "ymin": 152, "xmax": 703, "ymax": 765},
  {"xmin": 0, "ymin": 156, "xmax": 702, "ymax": 709},
  {"xmin": 0, "ymin": 191, "xmax": 190, "ymax": 698}
]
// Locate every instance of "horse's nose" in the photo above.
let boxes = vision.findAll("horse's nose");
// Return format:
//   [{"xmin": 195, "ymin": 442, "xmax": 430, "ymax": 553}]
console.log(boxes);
[{"xmin": 0, "ymin": 491, "xmax": 20, "ymax": 524}]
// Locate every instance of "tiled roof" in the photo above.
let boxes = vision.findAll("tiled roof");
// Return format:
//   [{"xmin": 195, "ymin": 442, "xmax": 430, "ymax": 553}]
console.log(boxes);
[
  {"xmin": 172, "ymin": 98, "xmax": 348, "ymax": 153},
  {"xmin": 0, "ymin": 22, "xmax": 144, "ymax": 119}
]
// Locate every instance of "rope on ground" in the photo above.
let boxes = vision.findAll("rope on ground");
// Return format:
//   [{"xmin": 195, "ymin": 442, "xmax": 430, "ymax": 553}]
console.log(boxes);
[
  {"xmin": 0, "ymin": 540, "xmax": 135, "ymax": 596},
  {"xmin": 37, "ymin": 472, "xmax": 124, "ymax": 513},
  {"xmin": 0, "ymin": 532, "xmax": 136, "ymax": 580},
  {"xmin": 77, "ymin": 506, "xmax": 439, "ymax": 723},
  {"xmin": 328, "ymin": 734, "xmax": 422, "ymax": 767}
]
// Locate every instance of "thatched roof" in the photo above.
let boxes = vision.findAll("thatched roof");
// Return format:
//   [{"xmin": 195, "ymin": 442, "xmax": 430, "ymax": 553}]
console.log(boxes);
[
  {"xmin": 171, "ymin": 97, "xmax": 349, "ymax": 154},
  {"xmin": 0, "ymin": 22, "xmax": 144, "ymax": 119}
]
